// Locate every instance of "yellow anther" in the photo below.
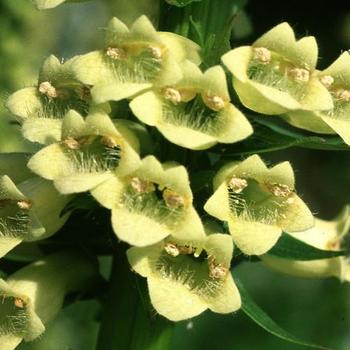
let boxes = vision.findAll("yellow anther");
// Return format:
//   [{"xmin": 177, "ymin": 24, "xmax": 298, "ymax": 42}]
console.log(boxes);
[
  {"xmin": 228, "ymin": 177, "xmax": 248, "ymax": 193},
  {"xmin": 163, "ymin": 188, "xmax": 185, "ymax": 209},
  {"xmin": 164, "ymin": 243, "xmax": 180, "ymax": 257},
  {"xmin": 14, "ymin": 298, "xmax": 26, "ymax": 309},
  {"xmin": 106, "ymin": 47, "xmax": 127, "ymax": 60},
  {"xmin": 17, "ymin": 199, "xmax": 32, "ymax": 210},
  {"xmin": 334, "ymin": 88, "xmax": 350, "ymax": 102},
  {"xmin": 203, "ymin": 94, "xmax": 226, "ymax": 111},
  {"xmin": 62, "ymin": 137, "xmax": 81, "ymax": 150},
  {"xmin": 164, "ymin": 87, "xmax": 182, "ymax": 104},
  {"xmin": 265, "ymin": 182, "xmax": 292, "ymax": 197},
  {"xmin": 320, "ymin": 75, "xmax": 334, "ymax": 88},
  {"xmin": 100, "ymin": 136, "xmax": 119, "ymax": 149},
  {"xmin": 253, "ymin": 47, "xmax": 272, "ymax": 64},
  {"xmin": 149, "ymin": 46, "xmax": 163, "ymax": 59},
  {"xmin": 208, "ymin": 256, "xmax": 228, "ymax": 279},
  {"xmin": 288, "ymin": 68, "xmax": 310, "ymax": 82},
  {"xmin": 38, "ymin": 81, "xmax": 58, "ymax": 99},
  {"xmin": 130, "ymin": 177, "xmax": 155, "ymax": 194}
]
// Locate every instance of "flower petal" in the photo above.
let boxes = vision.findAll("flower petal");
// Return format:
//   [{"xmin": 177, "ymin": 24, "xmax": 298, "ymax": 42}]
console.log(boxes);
[{"xmin": 228, "ymin": 218, "xmax": 282, "ymax": 255}]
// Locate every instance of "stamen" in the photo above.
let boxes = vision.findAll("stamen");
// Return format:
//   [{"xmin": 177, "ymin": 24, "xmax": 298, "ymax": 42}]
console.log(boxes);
[
  {"xmin": 228, "ymin": 177, "xmax": 248, "ymax": 193},
  {"xmin": 164, "ymin": 242, "xmax": 180, "ymax": 257},
  {"xmin": 163, "ymin": 189, "xmax": 185, "ymax": 208},
  {"xmin": 320, "ymin": 75, "xmax": 334, "ymax": 88},
  {"xmin": 14, "ymin": 298, "xmax": 26, "ymax": 309},
  {"xmin": 253, "ymin": 47, "xmax": 271, "ymax": 64},
  {"xmin": 17, "ymin": 199, "xmax": 32, "ymax": 210},
  {"xmin": 149, "ymin": 46, "xmax": 163, "ymax": 60},
  {"xmin": 100, "ymin": 136, "xmax": 119, "ymax": 149},
  {"xmin": 164, "ymin": 242, "xmax": 196, "ymax": 256},
  {"xmin": 164, "ymin": 87, "xmax": 182, "ymax": 104},
  {"xmin": 38, "ymin": 81, "xmax": 58, "ymax": 99},
  {"xmin": 62, "ymin": 137, "xmax": 81, "ymax": 150},
  {"xmin": 208, "ymin": 256, "xmax": 228, "ymax": 279},
  {"xmin": 288, "ymin": 68, "xmax": 310, "ymax": 82},
  {"xmin": 130, "ymin": 177, "xmax": 155, "ymax": 194},
  {"xmin": 334, "ymin": 88, "xmax": 350, "ymax": 102},
  {"xmin": 106, "ymin": 47, "xmax": 127, "ymax": 60},
  {"xmin": 203, "ymin": 94, "xmax": 226, "ymax": 111},
  {"xmin": 265, "ymin": 182, "xmax": 292, "ymax": 197}
]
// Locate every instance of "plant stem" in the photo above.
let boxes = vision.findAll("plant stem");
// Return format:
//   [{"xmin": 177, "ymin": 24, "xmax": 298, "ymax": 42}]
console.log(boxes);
[{"xmin": 96, "ymin": 244, "xmax": 173, "ymax": 350}]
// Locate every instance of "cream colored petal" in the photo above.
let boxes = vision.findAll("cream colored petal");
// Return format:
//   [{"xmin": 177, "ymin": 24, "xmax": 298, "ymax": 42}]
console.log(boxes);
[
  {"xmin": 92, "ymin": 82, "xmax": 152, "ymax": 104},
  {"xmin": 22, "ymin": 118, "xmax": 62, "ymax": 144},
  {"xmin": 204, "ymin": 182, "xmax": 231, "ymax": 222},
  {"xmin": 111, "ymin": 207, "xmax": 170, "ymax": 246},
  {"xmin": 54, "ymin": 172, "xmax": 113, "ymax": 194},
  {"xmin": 6, "ymin": 87, "xmax": 42, "ymax": 121},
  {"xmin": 283, "ymin": 110, "xmax": 335, "ymax": 134},
  {"xmin": 130, "ymin": 91, "xmax": 162, "ymax": 126},
  {"xmin": 205, "ymin": 275, "xmax": 241, "ymax": 314},
  {"xmin": 148, "ymin": 277, "xmax": 207, "ymax": 321},
  {"xmin": 279, "ymin": 194, "xmax": 314, "ymax": 232},
  {"xmin": 228, "ymin": 218, "xmax": 282, "ymax": 255},
  {"xmin": 127, "ymin": 244, "xmax": 161, "ymax": 277},
  {"xmin": 90, "ymin": 175, "xmax": 124, "ymax": 209}
]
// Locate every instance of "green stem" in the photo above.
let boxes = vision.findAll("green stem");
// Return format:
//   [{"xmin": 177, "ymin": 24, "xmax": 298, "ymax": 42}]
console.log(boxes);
[{"xmin": 96, "ymin": 244, "xmax": 173, "ymax": 350}]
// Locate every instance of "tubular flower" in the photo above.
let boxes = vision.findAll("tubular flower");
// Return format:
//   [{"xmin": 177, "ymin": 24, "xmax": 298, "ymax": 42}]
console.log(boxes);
[
  {"xmin": 5, "ymin": 55, "xmax": 101, "ymax": 145},
  {"xmin": 0, "ymin": 174, "xmax": 71, "ymax": 258},
  {"xmin": 222, "ymin": 22, "xmax": 333, "ymax": 115},
  {"xmin": 27, "ymin": 110, "xmax": 141, "ymax": 194},
  {"xmin": 130, "ymin": 60, "xmax": 253, "ymax": 150},
  {"xmin": 91, "ymin": 155, "xmax": 203, "ymax": 246},
  {"xmin": 285, "ymin": 52, "xmax": 350, "ymax": 145},
  {"xmin": 71, "ymin": 15, "xmax": 201, "ymax": 104},
  {"xmin": 127, "ymin": 230, "xmax": 241, "ymax": 321},
  {"xmin": 0, "ymin": 251, "xmax": 97, "ymax": 350},
  {"xmin": 204, "ymin": 154, "xmax": 314, "ymax": 255},
  {"xmin": 262, "ymin": 205, "xmax": 350, "ymax": 280},
  {"xmin": 0, "ymin": 153, "xmax": 70, "ymax": 257}
]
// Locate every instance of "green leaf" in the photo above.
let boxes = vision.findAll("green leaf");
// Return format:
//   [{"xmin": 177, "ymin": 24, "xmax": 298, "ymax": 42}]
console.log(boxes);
[
  {"xmin": 219, "ymin": 115, "xmax": 350, "ymax": 157},
  {"xmin": 267, "ymin": 232, "xmax": 347, "ymax": 260},
  {"xmin": 251, "ymin": 116, "xmax": 350, "ymax": 151},
  {"xmin": 165, "ymin": 0, "xmax": 202, "ymax": 7},
  {"xmin": 236, "ymin": 279, "xmax": 330, "ymax": 350}
]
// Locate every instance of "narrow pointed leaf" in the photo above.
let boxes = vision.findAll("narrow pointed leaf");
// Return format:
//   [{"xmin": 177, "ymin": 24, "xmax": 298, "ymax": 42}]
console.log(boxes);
[
  {"xmin": 267, "ymin": 232, "xmax": 347, "ymax": 260},
  {"xmin": 236, "ymin": 279, "xmax": 330, "ymax": 350}
]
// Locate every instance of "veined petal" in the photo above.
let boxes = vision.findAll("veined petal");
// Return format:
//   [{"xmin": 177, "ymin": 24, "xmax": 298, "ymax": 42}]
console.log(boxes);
[
  {"xmin": 22, "ymin": 118, "xmax": 62, "ymax": 144},
  {"xmin": 278, "ymin": 194, "xmax": 314, "ymax": 232},
  {"xmin": 233, "ymin": 79, "xmax": 301, "ymax": 114},
  {"xmin": 91, "ymin": 82, "xmax": 152, "ymax": 104},
  {"xmin": 148, "ymin": 276, "xmax": 207, "ymax": 321},
  {"xmin": 228, "ymin": 218, "xmax": 282, "ymax": 255},
  {"xmin": 130, "ymin": 91, "xmax": 163, "ymax": 126},
  {"xmin": 253, "ymin": 22, "xmax": 318, "ymax": 69},
  {"xmin": 283, "ymin": 110, "xmax": 335, "ymax": 134},
  {"xmin": 159, "ymin": 32, "xmax": 201, "ymax": 65},
  {"xmin": 54, "ymin": 172, "xmax": 113, "ymax": 194},
  {"xmin": 204, "ymin": 182, "xmax": 231, "ymax": 221},
  {"xmin": 6, "ymin": 87, "xmax": 42, "ymax": 121},
  {"xmin": 205, "ymin": 275, "xmax": 241, "ymax": 314},
  {"xmin": 111, "ymin": 207, "xmax": 170, "ymax": 246}
]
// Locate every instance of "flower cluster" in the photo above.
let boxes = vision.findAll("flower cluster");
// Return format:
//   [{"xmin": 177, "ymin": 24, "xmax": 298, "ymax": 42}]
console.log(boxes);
[{"xmin": 3, "ymin": 15, "xmax": 350, "ymax": 348}]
